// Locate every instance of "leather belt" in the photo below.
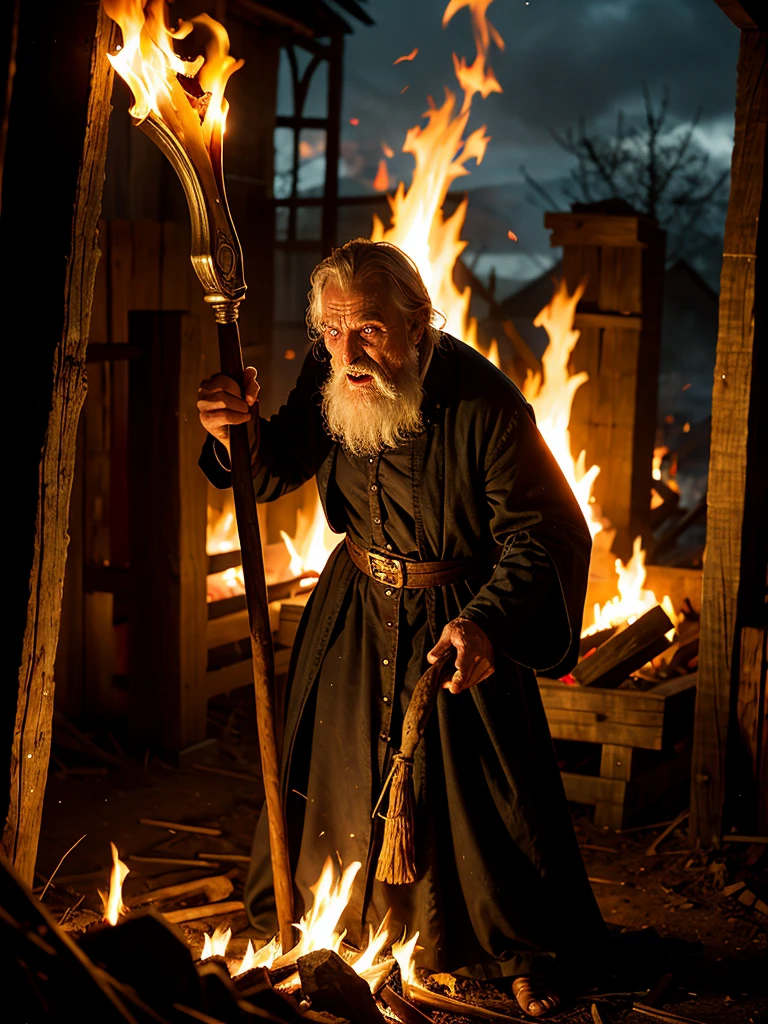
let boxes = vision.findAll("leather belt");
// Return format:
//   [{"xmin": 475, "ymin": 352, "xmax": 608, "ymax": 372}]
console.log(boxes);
[{"xmin": 345, "ymin": 535, "xmax": 492, "ymax": 589}]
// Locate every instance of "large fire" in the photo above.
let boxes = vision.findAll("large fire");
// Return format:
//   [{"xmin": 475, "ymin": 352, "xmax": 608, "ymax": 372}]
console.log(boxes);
[{"xmin": 371, "ymin": 0, "xmax": 502, "ymax": 365}]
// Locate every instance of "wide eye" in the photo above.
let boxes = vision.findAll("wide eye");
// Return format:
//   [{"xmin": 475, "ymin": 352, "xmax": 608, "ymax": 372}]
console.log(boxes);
[
  {"xmin": 325, "ymin": 326, "xmax": 340, "ymax": 339},
  {"xmin": 360, "ymin": 326, "xmax": 378, "ymax": 339}
]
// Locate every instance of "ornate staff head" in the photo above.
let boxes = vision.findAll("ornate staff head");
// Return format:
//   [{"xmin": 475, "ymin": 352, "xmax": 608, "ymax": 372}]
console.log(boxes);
[{"xmin": 103, "ymin": 0, "xmax": 245, "ymax": 323}]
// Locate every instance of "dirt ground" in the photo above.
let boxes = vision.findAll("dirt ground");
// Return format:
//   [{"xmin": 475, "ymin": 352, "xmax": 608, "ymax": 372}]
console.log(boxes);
[{"xmin": 34, "ymin": 687, "xmax": 767, "ymax": 1024}]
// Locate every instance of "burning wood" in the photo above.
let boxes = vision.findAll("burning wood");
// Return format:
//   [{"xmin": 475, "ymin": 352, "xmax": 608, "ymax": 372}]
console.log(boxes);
[{"xmin": 571, "ymin": 604, "xmax": 677, "ymax": 689}]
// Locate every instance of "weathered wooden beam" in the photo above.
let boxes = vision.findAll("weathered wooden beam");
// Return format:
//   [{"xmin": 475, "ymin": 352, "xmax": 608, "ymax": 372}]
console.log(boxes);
[
  {"xmin": 128, "ymin": 312, "xmax": 208, "ymax": 751},
  {"xmin": 691, "ymin": 27, "xmax": 768, "ymax": 845},
  {"xmin": 1, "ymin": 3, "xmax": 115, "ymax": 884},
  {"xmin": 712, "ymin": 0, "xmax": 767, "ymax": 31}
]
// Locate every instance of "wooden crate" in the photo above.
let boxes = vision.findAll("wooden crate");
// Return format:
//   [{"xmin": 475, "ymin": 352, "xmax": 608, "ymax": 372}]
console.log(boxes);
[{"xmin": 538, "ymin": 673, "xmax": 697, "ymax": 829}]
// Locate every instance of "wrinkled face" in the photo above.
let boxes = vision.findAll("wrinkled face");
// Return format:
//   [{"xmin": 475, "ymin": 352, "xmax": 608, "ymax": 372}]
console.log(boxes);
[
  {"xmin": 317, "ymin": 279, "xmax": 425, "ymax": 456},
  {"xmin": 320, "ymin": 280, "xmax": 413, "ymax": 387}
]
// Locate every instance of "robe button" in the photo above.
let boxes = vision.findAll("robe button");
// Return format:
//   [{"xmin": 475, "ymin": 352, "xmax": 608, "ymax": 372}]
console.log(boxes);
[
  {"xmin": 382, "ymin": 696, "xmax": 390, "ymax": 704},
  {"xmin": 382, "ymin": 658, "xmax": 389, "ymax": 666},
  {"xmin": 385, "ymin": 589, "xmax": 392, "ymax": 597},
  {"xmin": 386, "ymin": 543, "xmax": 392, "ymax": 551},
  {"xmin": 386, "ymin": 621, "xmax": 393, "ymax": 628},
  {"xmin": 379, "ymin": 732, "xmax": 390, "ymax": 742},
  {"xmin": 370, "ymin": 484, "xmax": 378, "ymax": 492},
  {"xmin": 368, "ymin": 457, "xmax": 374, "ymax": 463},
  {"xmin": 374, "ymin": 516, "xmax": 381, "ymax": 524}
]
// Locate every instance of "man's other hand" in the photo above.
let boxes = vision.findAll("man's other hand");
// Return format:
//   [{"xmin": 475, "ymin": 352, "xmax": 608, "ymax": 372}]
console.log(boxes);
[
  {"xmin": 197, "ymin": 367, "xmax": 259, "ymax": 449},
  {"xmin": 427, "ymin": 617, "xmax": 494, "ymax": 693}
]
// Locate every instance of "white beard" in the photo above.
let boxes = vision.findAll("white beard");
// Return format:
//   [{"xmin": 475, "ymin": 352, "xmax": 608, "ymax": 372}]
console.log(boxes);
[{"xmin": 321, "ymin": 347, "xmax": 424, "ymax": 457}]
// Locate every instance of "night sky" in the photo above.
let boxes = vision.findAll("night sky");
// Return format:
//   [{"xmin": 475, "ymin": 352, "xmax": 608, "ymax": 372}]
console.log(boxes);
[{"xmin": 305, "ymin": 0, "xmax": 740, "ymax": 291}]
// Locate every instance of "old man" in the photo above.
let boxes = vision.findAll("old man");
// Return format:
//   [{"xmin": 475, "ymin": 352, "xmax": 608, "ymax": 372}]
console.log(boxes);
[{"xmin": 198, "ymin": 239, "xmax": 607, "ymax": 1017}]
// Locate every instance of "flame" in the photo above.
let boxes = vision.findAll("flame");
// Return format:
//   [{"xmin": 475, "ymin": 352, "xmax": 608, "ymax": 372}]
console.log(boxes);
[
  {"xmin": 393, "ymin": 930, "xmax": 420, "ymax": 990},
  {"xmin": 373, "ymin": 159, "xmax": 390, "ymax": 192},
  {"xmin": 100, "ymin": 842, "xmax": 130, "ymax": 925},
  {"xmin": 652, "ymin": 445, "xmax": 668, "ymax": 481},
  {"xmin": 273, "ymin": 857, "xmax": 362, "ymax": 969},
  {"xmin": 104, "ymin": 0, "xmax": 242, "ymax": 149},
  {"xmin": 584, "ymin": 536, "xmax": 677, "ymax": 639},
  {"xmin": 371, "ymin": 0, "xmax": 504, "ymax": 360},
  {"xmin": 280, "ymin": 493, "xmax": 337, "ymax": 580},
  {"xmin": 200, "ymin": 921, "xmax": 232, "ymax": 960},
  {"xmin": 522, "ymin": 279, "xmax": 603, "ymax": 538}
]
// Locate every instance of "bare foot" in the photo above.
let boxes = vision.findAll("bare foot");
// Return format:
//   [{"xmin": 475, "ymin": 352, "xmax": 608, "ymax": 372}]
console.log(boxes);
[{"xmin": 511, "ymin": 977, "xmax": 561, "ymax": 1018}]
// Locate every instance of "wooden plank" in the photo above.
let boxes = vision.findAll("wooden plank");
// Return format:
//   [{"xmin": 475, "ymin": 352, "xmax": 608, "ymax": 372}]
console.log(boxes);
[
  {"xmin": 574, "ymin": 312, "xmax": 642, "ymax": 331},
  {"xmin": 545, "ymin": 213, "xmax": 652, "ymax": 249},
  {"xmin": 204, "ymin": 645, "xmax": 292, "ymax": 701},
  {"xmin": 736, "ymin": 625, "xmax": 767, "ymax": 832},
  {"xmin": 128, "ymin": 313, "xmax": 207, "ymax": 750},
  {"xmin": 547, "ymin": 717, "xmax": 663, "ymax": 750},
  {"xmin": 208, "ymin": 608, "xmax": 251, "ymax": 650},
  {"xmin": 712, "ymin": 0, "xmax": 766, "ymax": 31},
  {"xmin": 601, "ymin": 744, "xmax": 634, "ymax": 781},
  {"xmin": 691, "ymin": 28, "xmax": 767, "ymax": 846},
  {"xmin": 108, "ymin": 219, "xmax": 132, "ymax": 568},
  {"xmin": 0, "ymin": 4, "xmax": 116, "ymax": 883},
  {"xmin": 571, "ymin": 605, "xmax": 675, "ymax": 688},
  {"xmin": 538, "ymin": 678, "xmax": 670, "ymax": 712},
  {"xmin": 160, "ymin": 220, "xmax": 190, "ymax": 311},
  {"xmin": 560, "ymin": 772, "xmax": 627, "ymax": 807}
]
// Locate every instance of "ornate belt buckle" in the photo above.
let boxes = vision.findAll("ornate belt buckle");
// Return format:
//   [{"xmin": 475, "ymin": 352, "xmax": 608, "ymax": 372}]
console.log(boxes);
[{"xmin": 367, "ymin": 550, "xmax": 404, "ymax": 588}]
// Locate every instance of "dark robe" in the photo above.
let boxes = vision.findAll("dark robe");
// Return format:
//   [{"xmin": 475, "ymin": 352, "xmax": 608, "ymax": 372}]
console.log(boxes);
[{"xmin": 200, "ymin": 335, "xmax": 608, "ymax": 980}]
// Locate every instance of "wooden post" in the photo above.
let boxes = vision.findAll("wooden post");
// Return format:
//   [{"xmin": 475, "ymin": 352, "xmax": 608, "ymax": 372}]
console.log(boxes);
[
  {"xmin": 127, "ymin": 312, "xmax": 208, "ymax": 751},
  {"xmin": 690, "ymin": 26, "xmax": 768, "ymax": 845},
  {"xmin": 544, "ymin": 211, "xmax": 666, "ymax": 558},
  {"xmin": 0, "ymin": 3, "xmax": 115, "ymax": 883}
]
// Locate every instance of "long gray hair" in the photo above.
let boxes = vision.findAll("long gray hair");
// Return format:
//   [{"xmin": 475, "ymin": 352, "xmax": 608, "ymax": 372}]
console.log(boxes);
[{"xmin": 306, "ymin": 238, "xmax": 444, "ymax": 353}]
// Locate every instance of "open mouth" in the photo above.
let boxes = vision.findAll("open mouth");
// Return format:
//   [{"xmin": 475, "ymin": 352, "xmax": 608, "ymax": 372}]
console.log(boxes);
[{"xmin": 347, "ymin": 373, "xmax": 374, "ymax": 386}]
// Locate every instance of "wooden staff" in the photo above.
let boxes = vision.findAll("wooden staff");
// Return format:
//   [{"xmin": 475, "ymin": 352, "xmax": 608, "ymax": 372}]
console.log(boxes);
[{"xmin": 217, "ymin": 320, "xmax": 294, "ymax": 951}]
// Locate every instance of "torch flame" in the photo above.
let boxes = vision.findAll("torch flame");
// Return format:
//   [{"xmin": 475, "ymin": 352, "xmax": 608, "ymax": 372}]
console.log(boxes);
[
  {"xmin": 100, "ymin": 842, "xmax": 130, "ymax": 925},
  {"xmin": 103, "ymin": 0, "xmax": 242, "ymax": 148}
]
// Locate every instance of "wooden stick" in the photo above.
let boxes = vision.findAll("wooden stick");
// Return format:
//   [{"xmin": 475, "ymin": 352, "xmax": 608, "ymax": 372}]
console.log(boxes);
[
  {"xmin": 645, "ymin": 809, "xmax": 690, "ymax": 856},
  {"xmin": 193, "ymin": 763, "xmax": 260, "ymax": 782},
  {"xmin": 126, "ymin": 874, "xmax": 233, "ymax": 907},
  {"xmin": 721, "ymin": 834, "xmax": 768, "ymax": 844},
  {"xmin": 380, "ymin": 985, "xmax": 434, "ymax": 1024},
  {"xmin": 216, "ymin": 319, "xmax": 294, "ymax": 951},
  {"xmin": 163, "ymin": 899, "xmax": 244, "ymax": 924},
  {"xmin": 128, "ymin": 855, "xmax": 219, "ymax": 869},
  {"xmin": 138, "ymin": 818, "xmax": 221, "ymax": 836},
  {"xmin": 38, "ymin": 834, "xmax": 87, "ymax": 901},
  {"xmin": 198, "ymin": 852, "xmax": 251, "ymax": 863},
  {"xmin": 405, "ymin": 982, "xmax": 524, "ymax": 1022},
  {"xmin": 632, "ymin": 1004, "xmax": 709, "ymax": 1024}
]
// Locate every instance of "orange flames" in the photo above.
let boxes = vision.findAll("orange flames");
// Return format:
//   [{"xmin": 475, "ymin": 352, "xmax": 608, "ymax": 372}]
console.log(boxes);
[
  {"xmin": 584, "ymin": 536, "xmax": 677, "ymax": 639},
  {"xmin": 100, "ymin": 842, "xmax": 130, "ymax": 925},
  {"xmin": 196, "ymin": 857, "xmax": 414, "ymax": 993},
  {"xmin": 522, "ymin": 279, "xmax": 603, "ymax": 539},
  {"xmin": 103, "ymin": 0, "xmax": 241, "ymax": 148},
  {"xmin": 371, "ymin": 0, "xmax": 503, "ymax": 363}
]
